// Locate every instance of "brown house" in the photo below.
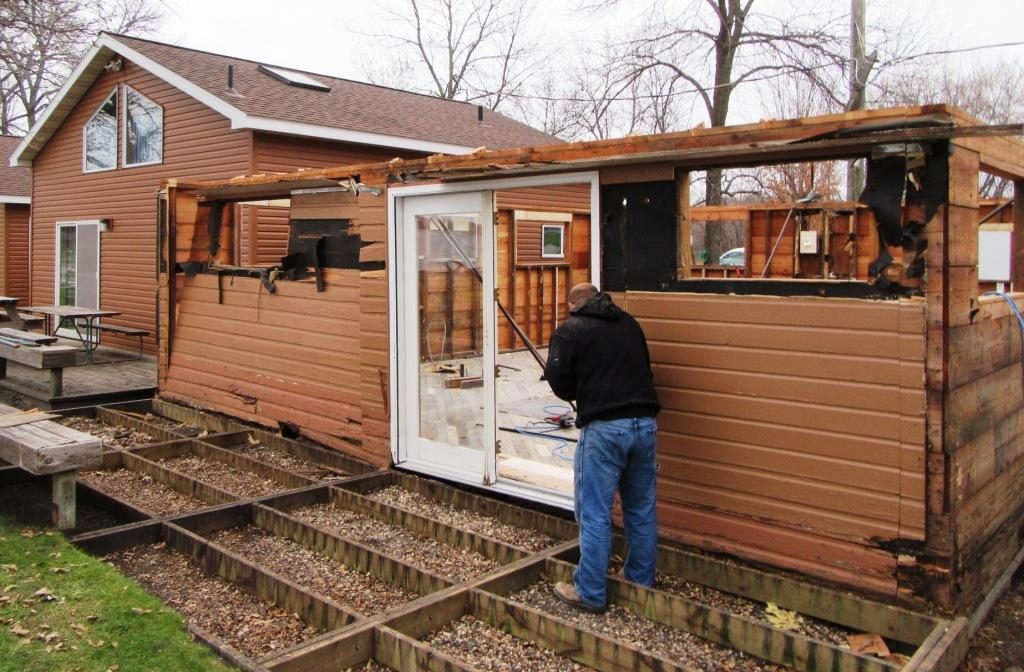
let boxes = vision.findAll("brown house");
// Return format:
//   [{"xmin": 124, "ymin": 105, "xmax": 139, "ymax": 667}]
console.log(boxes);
[
  {"xmin": 0, "ymin": 136, "xmax": 30, "ymax": 299},
  {"xmin": 158, "ymin": 105, "xmax": 1024, "ymax": 617},
  {"xmin": 9, "ymin": 33, "xmax": 557, "ymax": 354}
]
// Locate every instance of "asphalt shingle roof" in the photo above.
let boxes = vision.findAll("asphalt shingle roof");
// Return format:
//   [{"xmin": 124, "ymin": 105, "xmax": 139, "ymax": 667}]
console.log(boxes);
[
  {"xmin": 113, "ymin": 34, "xmax": 560, "ymax": 151},
  {"xmin": 0, "ymin": 136, "xmax": 30, "ymax": 197}
]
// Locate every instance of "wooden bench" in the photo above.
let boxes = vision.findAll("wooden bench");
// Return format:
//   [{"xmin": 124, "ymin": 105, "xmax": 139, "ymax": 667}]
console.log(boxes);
[
  {"xmin": 96, "ymin": 323, "xmax": 150, "ymax": 360},
  {"xmin": 0, "ymin": 296, "xmax": 40, "ymax": 331},
  {"xmin": 0, "ymin": 334, "xmax": 80, "ymax": 397},
  {"xmin": 0, "ymin": 403, "xmax": 102, "ymax": 529}
]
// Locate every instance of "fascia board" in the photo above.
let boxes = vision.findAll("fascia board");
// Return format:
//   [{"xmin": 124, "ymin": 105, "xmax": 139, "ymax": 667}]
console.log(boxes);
[{"xmin": 240, "ymin": 115, "xmax": 475, "ymax": 156}]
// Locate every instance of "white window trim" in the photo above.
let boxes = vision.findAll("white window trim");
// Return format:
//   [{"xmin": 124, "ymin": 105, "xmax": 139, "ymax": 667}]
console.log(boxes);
[
  {"xmin": 541, "ymin": 223, "xmax": 565, "ymax": 259},
  {"xmin": 122, "ymin": 85, "xmax": 163, "ymax": 168},
  {"xmin": 82, "ymin": 86, "xmax": 118, "ymax": 174}
]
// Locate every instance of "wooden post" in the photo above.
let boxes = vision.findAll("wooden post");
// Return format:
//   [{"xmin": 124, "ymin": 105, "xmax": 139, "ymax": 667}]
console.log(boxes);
[
  {"xmin": 675, "ymin": 170, "xmax": 692, "ymax": 279},
  {"xmin": 1014, "ymin": 180, "xmax": 1024, "ymax": 291},
  {"xmin": 51, "ymin": 472, "xmax": 76, "ymax": 530},
  {"xmin": 49, "ymin": 368, "xmax": 63, "ymax": 398}
]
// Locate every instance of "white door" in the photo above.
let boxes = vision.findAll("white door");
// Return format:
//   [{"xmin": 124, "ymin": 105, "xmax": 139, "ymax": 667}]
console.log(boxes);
[
  {"xmin": 56, "ymin": 222, "xmax": 100, "ymax": 338},
  {"xmin": 395, "ymin": 191, "xmax": 497, "ymax": 484}
]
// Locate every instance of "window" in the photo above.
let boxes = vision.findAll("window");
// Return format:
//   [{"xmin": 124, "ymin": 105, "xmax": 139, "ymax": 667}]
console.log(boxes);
[
  {"xmin": 124, "ymin": 86, "xmax": 163, "ymax": 166},
  {"xmin": 542, "ymin": 224, "xmax": 564, "ymax": 258},
  {"xmin": 258, "ymin": 64, "xmax": 331, "ymax": 91},
  {"xmin": 84, "ymin": 88, "xmax": 117, "ymax": 171}
]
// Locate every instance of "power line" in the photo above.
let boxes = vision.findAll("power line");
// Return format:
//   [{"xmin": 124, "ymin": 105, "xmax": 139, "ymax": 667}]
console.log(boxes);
[{"xmin": 508, "ymin": 40, "xmax": 1024, "ymax": 105}]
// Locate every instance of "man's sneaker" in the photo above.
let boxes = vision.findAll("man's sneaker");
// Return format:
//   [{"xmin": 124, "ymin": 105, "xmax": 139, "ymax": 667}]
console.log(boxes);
[{"xmin": 552, "ymin": 581, "xmax": 606, "ymax": 614}]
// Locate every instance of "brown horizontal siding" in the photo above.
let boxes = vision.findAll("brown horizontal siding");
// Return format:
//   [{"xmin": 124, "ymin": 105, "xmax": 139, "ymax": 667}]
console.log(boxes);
[
  {"xmin": 239, "ymin": 205, "xmax": 290, "ymax": 266},
  {"xmin": 162, "ymin": 270, "xmax": 365, "ymax": 448},
  {"xmin": 31, "ymin": 59, "xmax": 252, "ymax": 353},
  {"xmin": 496, "ymin": 183, "xmax": 591, "ymax": 213},
  {"xmin": 623, "ymin": 291, "xmax": 926, "ymax": 598},
  {"xmin": 253, "ymin": 132, "xmax": 424, "ymax": 175},
  {"xmin": 0, "ymin": 204, "xmax": 28, "ymax": 297}
]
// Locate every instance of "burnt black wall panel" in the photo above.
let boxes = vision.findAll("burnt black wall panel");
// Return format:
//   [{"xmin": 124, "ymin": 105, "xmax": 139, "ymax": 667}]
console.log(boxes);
[{"xmin": 600, "ymin": 182, "xmax": 677, "ymax": 291}]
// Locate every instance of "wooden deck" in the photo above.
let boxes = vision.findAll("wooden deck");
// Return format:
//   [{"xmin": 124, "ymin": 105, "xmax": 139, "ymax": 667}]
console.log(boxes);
[
  {"xmin": 420, "ymin": 348, "xmax": 577, "ymax": 493},
  {"xmin": 0, "ymin": 342, "xmax": 156, "ymax": 409}
]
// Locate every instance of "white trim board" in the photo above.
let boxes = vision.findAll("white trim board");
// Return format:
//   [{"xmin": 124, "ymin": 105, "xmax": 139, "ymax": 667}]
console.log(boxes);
[
  {"xmin": 0, "ymin": 196, "xmax": 30, "ymax": 205},
  {"xmin": 12, "ymin": 34, "xmax": 475, "ymax": 167}
]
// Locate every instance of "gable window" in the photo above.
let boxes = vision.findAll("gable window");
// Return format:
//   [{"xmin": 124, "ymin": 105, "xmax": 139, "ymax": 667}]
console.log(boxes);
[
  {"xmin": 83, "ymin": 88, "xmax": 117, "ymax": 172},
  {"xmin": 124, "ymin": 86, "xmax": 163, "ymax": 166},
  {"xmin": 542, "ymin": 224, "xmax": 565, "ymax": 258}
]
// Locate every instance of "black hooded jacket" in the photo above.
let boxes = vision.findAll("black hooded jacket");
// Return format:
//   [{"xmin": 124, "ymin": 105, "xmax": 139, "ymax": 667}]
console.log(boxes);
[{"xmin": 544, "ymin": 292, "xmax": 660, "ymax": 428}]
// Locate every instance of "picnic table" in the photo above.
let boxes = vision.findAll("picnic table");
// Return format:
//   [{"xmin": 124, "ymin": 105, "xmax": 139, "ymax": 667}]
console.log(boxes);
[{"xmin": 22, "ymin": 306, "xmax": 122, "ymax": 363}]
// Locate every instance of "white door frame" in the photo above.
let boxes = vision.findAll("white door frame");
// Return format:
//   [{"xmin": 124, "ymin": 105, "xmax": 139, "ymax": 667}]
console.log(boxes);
[
  {"xmin": 54, "ymin": 220, "xmax": 102, "ymax": 339},
  {"xmin": 395, "ymin": 190, "xmax": 496, "ymax": 484},
  {"xmin": 388, "ymin": 171, "xmax": 600, "ymax": 506}
]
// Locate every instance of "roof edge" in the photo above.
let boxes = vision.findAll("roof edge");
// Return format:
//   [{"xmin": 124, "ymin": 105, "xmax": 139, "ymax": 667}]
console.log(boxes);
[
  {"xmin": 0, "ymin": 196, "xmax": 30, "ymax": 204},
  {"xmin": 242, "ymin": 116, "xmax": 474, "ymax": 156},
  {"xmin": 12, "ymin": 33, "xmax": 247, "ymax": 167}
]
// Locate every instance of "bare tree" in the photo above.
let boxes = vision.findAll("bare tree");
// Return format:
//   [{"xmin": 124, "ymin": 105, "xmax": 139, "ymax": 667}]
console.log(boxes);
[
  {"xmin": 592, "ymin": 0, "xmax": 847, "ymax": 205},
  {"xmin": 874, "ymin": 58, "xmax": 1024, "ymax": 198},
  {"xmin": 359, "ymin": 0, "xmax": 538, "ymax": 114},
  {"xmin": 0, "ymin": 0, "xmax": 162, "ymax": 135}
]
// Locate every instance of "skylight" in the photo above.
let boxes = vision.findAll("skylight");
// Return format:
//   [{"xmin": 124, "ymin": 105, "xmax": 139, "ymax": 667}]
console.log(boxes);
[{"xmin": 257, "ymin": 64, "xmax": 331, "ymax": 92}]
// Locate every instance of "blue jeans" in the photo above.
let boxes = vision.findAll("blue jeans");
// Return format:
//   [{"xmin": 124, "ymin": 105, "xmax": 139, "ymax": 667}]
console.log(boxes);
[{"xmin": 572, "ymin": 417, "xmax": 658, "ymax": 610}]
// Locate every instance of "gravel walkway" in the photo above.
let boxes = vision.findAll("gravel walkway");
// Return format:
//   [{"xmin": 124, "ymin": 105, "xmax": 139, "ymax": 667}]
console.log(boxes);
[
  {"xmin": 365, "ymin": 485, "xmax": 559, "ymax": 551},
  {"xmin": 209, "ymin": 525, "xmax": 418, "ymax": 615},
  {"xmin": 79, "ymin": 468, "xmax": 209, "ymax": 516},
  {"xmin": 423, "ymin": 615, "xmax": 594, "ymax": 671},
  {"xmin": 107, "ymin": 542, "xmax": 320, "ymax": 657},
  {"xmin": 291, "ymin": 503, "xmax": 500, "ymax": 582},
  {"xmin": 159, "ymin": 454, "xmax": 284, "ymax": 498},
  {"xmin": 511, "ymin": 581, "xmax": 790, "ymax": 671}
]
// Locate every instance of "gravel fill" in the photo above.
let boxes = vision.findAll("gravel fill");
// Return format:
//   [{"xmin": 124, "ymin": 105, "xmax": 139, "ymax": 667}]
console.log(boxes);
[
  {"xmin": 209, "ymin": 525, "xmax": 418, "ymax": 615},
  {"xmin": 133, "ymin": 412, "xmax": 203, "ymax": 436},
  {"xmin": 423, "ymin": 615, "xmax": 594, "ymax": 671},
  {"xmin": 159, "ymin": 454, "xmax": 284, "ymax": 498},
  {"xmin": 291, "ymin": 503, "xmax": 501, "ymax": 582},
  {"xmin": 79, "ymin": 468, "xmax": 209, "ymax": 516},
  {"xmin": 365, "ymin": 485, "xmax": 558, "ymax": 551},
  {"xmin": 227, "ymin": 437, "xmax": 343, "ymax": 480},
  {"xmin": 107, "ymin": 542, "xmax": 321, "ymax": 657},
  {"xmin": 655, "ymin": 572, "xmax": 853, "ymax": 646},
  {"xmin": 58, "ymin": 415, "xmax": 155, "ymax": 448},
  {"xmin": 511, "ymin": 581, "xmax": 791, "ymax": 671},
  {"xmin": 342, "ymin": 662, "xmax": 392, "ymax": 672}
]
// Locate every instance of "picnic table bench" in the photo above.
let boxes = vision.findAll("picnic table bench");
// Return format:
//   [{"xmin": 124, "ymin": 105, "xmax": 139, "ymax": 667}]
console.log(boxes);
[
  {"xmin": 0, "ymin": 328, "xmax": 80, "ymax": 397},
  {"xmin": 0, "ymin": 296, "xmax": 42, "ymax": 331},
  {"xmin": 0, "ymin": 403, "xmax": 102, "ymax": 529}
]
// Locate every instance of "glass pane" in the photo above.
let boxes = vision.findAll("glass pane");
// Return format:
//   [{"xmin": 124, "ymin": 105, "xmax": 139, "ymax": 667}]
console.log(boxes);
[
  {"xmin": 58, "ymin": 228, "xmax": 77, "ymax": 306},
  {"xmin": 542, "ymin": 226, "xmax": 563, "ymax": 257},
  {"xmin": 126, "ymin": 87, "xmax": 163, "ymax": 165},
  {"xmin": 416, "ymin": 212, "xmax": 484, "ymax": 449},
  {"xmin": 84, "ymin": 90, "xmax": 117, "ymax": 170}
]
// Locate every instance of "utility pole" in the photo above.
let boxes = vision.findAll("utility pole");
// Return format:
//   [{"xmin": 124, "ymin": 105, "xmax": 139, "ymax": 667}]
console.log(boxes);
[{"xmin": 846, "ymin": 0, "xmax": 875, "ymax": 200}]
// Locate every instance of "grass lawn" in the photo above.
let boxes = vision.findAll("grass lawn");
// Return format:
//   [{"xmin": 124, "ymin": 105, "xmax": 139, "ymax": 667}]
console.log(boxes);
[{"xmin": 0, "ymin": 515, "xmax": 235, "ymax": 672}]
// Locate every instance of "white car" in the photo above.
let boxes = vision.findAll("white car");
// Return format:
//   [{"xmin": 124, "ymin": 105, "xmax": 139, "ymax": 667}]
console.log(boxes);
[{"xmin": 718, "ymin": 247, "xmax": 745, "ymax": 266}]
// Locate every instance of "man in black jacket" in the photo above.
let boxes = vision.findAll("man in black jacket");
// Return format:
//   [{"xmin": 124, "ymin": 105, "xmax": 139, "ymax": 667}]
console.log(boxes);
[{"xmin": 544, "ymin": 283, "xmax": 660, "ymax": 613}]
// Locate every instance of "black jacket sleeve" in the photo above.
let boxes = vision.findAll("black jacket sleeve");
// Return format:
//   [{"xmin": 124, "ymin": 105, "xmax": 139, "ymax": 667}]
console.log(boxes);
[{"xmin": 544, "ymin": 328, "xmax": 577, "ymax": 402}]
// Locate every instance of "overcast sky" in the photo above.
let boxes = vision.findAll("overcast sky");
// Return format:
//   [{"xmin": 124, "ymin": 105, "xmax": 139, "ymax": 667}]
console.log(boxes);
[{"xmin": 152, "ymin": 0, "xmax": 1024, "ymax": 127}]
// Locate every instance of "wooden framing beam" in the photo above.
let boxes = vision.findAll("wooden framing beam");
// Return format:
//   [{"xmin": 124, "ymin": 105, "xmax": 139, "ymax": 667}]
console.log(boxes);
[
  {"xmin": 675, "ymin": 170, "xmax": 692, "ymax": 279},
  {"xmin": 1015, "ymin": 181, "xmax": 1024, "ymax": 291}
]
